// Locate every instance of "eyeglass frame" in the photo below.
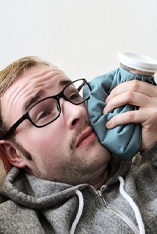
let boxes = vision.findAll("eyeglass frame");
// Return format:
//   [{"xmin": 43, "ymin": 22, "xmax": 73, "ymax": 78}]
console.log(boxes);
[{"xmin": 2, "ymin": 78, "xmax": 91, "ymax": 140}]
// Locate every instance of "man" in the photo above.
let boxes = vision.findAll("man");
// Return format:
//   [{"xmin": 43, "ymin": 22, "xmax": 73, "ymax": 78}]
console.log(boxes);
[{"xmin": 0, "ymin": 56, "xmax": 157, "ymax": 233}]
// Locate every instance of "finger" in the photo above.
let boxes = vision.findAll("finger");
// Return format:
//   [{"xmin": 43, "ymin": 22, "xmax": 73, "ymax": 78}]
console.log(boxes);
[
  {"xmin": 106, "ymin": 80, "xmax": 157, "ymax": 102},
  {"xmin": 104, "ymin": 91, "xmax": 150, "ymax": 114},
  {"xmin": 106, "ymin": 110, "xmax": 146, "ymax": 129}
]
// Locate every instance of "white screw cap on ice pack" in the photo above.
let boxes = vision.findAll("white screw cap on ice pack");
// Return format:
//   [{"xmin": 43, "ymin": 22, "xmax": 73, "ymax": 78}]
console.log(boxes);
[{"xmin": 118, "ymin": 52, "xmax": 157, "ymax": 73}]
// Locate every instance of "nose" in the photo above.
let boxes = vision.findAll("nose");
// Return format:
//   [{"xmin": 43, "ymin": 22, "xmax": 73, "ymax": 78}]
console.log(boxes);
[{"xmin": 60, "ymin": 99, "xmax": 88, "ymax": 129}]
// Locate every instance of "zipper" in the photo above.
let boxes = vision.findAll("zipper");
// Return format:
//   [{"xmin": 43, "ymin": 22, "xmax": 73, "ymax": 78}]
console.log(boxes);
[
  {"xmin": 97, "ymin": 190, "xmax": 139, "ymax": 234},
  {"xmin": 97, "ymin": 190, "xmax": 108, "ymax": 206}
]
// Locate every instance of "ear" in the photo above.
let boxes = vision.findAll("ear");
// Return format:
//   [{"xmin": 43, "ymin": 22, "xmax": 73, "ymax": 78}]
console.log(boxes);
[{"xmin": 0, "ymin": 141, "xmax": 27, "ymax": 168}]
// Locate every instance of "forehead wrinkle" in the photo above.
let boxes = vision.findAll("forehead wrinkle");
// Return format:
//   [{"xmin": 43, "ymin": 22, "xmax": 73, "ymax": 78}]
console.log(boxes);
[{"xmin": 27, "ymin": 66, "xmax": 66, "ymax": 82}]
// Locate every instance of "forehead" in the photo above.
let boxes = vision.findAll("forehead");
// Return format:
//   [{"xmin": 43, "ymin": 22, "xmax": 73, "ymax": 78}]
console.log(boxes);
[
  {"xmin": 16, "ymin": 65, "xmax": 69, "ymax": 88},
  {"xmin": 1, "ymin": 65, "xmax": 70, "ymax": 123},
  {"xmin": 6, "ymin": 65, "xmax": 70, "ymax": 94}
]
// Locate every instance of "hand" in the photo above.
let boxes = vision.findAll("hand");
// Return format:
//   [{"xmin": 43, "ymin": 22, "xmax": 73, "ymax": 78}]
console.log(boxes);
[{"xmin": 104, "ymin": 80, "xmax": 157, "ymax": 151}]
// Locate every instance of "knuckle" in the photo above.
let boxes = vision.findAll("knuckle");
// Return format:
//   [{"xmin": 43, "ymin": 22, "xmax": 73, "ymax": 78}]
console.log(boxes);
[
  {"xmin": 126, "ymin": 91, "xmax": 133, "ymax": 101},
  {"xmin": 130, "ymin": 80, "xmax": 141, "ymax": 91},
  {"xmin": 126, "ymin": 111, "xmax": 135, "ymax": 122}
]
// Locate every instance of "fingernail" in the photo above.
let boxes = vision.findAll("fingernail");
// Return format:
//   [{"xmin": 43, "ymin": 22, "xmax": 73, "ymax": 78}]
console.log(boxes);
[
  {"xmin": 103, "ymin": 108, "xmax": 108, "ymax": 114},
  {"xmin": 106, "ymin": 121, "xmax": 110, "ymax": 128}
]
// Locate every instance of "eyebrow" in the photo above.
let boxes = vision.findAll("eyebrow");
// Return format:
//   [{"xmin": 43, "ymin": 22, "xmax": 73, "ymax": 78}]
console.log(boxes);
[
  {"xmin": 24, "ymin": 90, "xmax": 44, "ymax": 112},
  {"xmin": 59, "ymin": 79, "xmax": 72, "ymax": 87},
  {"xmin": 23, "ymin": 79, "xmax": 71, "ymax": 112}
]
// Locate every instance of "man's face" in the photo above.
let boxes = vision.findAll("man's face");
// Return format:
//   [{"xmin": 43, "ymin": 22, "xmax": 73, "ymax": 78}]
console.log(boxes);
[{"xmin": 1, "ymin": 66, "xmax": 110, "ymax": 185}]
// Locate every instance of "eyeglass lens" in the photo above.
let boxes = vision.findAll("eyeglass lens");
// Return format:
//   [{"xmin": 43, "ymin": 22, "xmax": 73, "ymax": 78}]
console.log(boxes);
[{"xmin": 29, "ymin": 79, "xmax": 90, "ymax": 127}]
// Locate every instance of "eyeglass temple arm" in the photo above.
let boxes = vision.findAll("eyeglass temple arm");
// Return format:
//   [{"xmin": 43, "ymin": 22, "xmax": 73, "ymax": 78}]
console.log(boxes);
[{"xmin": 3, "ymin": 114, "xmax": 27, "ymax": 139}]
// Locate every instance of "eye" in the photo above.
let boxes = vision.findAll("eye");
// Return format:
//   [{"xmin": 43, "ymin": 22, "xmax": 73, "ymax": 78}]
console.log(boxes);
[
  {"xmin": 30, "ymin": 98, "xmax": 58, "ymax": 125},
  {"xmin": 69, "ymin": 91, "xmax": 81, "ymax": 101},
  {"xmin": 37, "ymin": 110, "xmax": 52, "ymax": 120}
]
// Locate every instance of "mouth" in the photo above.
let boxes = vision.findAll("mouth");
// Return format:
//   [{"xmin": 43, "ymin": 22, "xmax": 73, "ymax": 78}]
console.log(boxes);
[{"xmin": 76, "ymin": 127, "xmax": 97, "ymax": 148}]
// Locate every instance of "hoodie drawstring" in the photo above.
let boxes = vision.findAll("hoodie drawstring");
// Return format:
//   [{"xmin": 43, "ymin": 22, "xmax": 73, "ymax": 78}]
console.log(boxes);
[
  {"xmin": 70, "ymin": 178, "xmax": 145, "ymax": 234},
  {"xmin": 118, "ymin": 176, "xmax": 145, "ymax": 234},
  {"xmin": 70, "ymin": 190, "xmax": 84, "ymax": 234}
]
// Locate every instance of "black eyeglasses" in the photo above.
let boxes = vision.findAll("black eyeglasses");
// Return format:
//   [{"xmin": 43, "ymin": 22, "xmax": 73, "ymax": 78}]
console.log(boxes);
[{"xmin": 3, "ymin": 78, "xmax": 91, "ymax": 139}]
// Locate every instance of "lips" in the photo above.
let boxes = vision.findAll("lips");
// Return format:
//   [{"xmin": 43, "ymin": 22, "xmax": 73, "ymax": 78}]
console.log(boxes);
[{"xmin": 76, "ymin": 127, "xmax": 96, "ymax": 148}]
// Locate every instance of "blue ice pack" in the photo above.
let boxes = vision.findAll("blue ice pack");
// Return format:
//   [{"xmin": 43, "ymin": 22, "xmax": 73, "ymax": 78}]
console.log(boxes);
[{"xmin": 84, "ymin": 67, "xmax": 156, "ymax": 160}]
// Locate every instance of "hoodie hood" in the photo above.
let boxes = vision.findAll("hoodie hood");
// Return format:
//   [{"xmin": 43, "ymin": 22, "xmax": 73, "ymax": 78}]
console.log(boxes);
[
  {"xmin": 0, "ymin": 155, "xmax": 131, "ymax": 209},
  {"xmin": 1, "ymin": 167, "xmax": 88, "ymax": 209}
]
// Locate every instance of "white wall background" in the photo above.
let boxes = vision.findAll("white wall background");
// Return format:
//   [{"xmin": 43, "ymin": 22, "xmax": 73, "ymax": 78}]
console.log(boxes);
[{"xmin": 0, "ymin": 0, "xmax": 157, "ymax": 80}]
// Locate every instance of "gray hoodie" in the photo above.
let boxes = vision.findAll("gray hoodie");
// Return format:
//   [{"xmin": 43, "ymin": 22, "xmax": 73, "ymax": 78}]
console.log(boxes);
[{"xmin": 0, "ymin": 143, "xmax": 157, "ymax": 234}]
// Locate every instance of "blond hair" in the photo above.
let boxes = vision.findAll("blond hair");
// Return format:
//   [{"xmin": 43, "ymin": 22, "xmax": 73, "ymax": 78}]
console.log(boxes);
[{"xmin": 0, "ymin": 56, "xmax": 50, "ymax": 95}]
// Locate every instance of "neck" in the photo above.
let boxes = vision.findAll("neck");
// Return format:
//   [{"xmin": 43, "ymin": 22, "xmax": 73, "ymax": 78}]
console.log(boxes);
[{"xmin": 92, "ymin": 169, "xmax": 109, "ymax": 190}]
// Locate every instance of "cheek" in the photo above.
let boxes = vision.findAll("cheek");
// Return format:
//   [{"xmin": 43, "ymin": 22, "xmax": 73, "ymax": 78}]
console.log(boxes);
[{"xmin": 17, "ymin": 123, "xmax": 66, "ymax": 156}]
